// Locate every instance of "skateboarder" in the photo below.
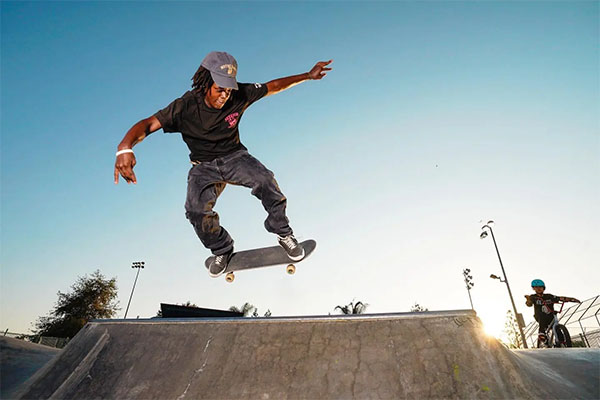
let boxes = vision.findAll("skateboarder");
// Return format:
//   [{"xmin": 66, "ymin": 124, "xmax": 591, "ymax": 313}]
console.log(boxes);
[
  {"xmin": 525, "ymin": 279, "xmax": 580, "ymax": 345},
  {"xmin": 114, "ymin": 51, "xmax": 332, "ymax": 277}
]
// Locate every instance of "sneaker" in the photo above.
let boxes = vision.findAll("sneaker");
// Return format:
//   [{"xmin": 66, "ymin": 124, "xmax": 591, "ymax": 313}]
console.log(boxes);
[
  {"xmin": 278, "ymin": 235, "xmax": 305, "ymax": 261},
  {"xmin": 209, "ymin": 251, "xmax": 232, "ymax": 277}
]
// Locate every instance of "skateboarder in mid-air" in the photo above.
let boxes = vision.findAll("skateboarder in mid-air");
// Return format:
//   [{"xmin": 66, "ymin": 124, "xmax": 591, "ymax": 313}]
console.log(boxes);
[
  {"xmin": 114, "ymin": 51, "xmax": 332, "ymax": 277},
  {"xmin": 525, "ymin": 279, "xmax": 580, "ymax": 345}
]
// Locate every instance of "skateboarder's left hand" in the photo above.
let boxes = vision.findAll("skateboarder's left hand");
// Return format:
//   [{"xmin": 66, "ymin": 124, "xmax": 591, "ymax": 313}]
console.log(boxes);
[{"xmin": 307, "ymin": 60, "xmax": 333, "ymax": 80}]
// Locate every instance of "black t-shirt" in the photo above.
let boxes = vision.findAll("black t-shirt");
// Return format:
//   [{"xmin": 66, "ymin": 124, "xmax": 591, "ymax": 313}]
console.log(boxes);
[
  {"xmin": 154, "ymin": 82, "xmax": 268, "ymax": 162},
  {"xmin": 527, "ymin": 293, "xmax": 560, "ymax": 318}
]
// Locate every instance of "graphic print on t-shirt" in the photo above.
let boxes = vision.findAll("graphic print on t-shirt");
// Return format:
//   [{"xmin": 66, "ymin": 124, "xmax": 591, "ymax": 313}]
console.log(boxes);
[
  {"xmin": 225, "ymin": 112, "xmax": 239, "ymax": 128},
  {"xmin": 530, "ymin": 293, "xmax": 559, "ymax": 317}
]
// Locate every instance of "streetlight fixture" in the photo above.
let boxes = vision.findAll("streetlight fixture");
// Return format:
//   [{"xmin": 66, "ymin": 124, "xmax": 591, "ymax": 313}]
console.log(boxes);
[
  {"xmin": 480, "ymin": 221, "xmax": 528, "ymax": 348},
  {"xmin": 124, "ymin": 261, "xmax": 145, "ymax": 319},
  {"xmin": 462, "ymin": 268, "xmax": 475, "ymax": 310}
]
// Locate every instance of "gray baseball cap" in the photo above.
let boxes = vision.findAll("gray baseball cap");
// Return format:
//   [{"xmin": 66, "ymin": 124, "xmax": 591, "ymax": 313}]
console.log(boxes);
[{"xmin": 201, "ymin": 51, "xmax": 238, "ymax": 90}]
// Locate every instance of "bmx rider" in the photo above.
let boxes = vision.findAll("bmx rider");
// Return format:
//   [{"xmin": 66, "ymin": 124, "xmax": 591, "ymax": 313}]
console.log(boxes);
[{"xmin": 525, "ymin": 279, "xmax": 580, "ymax": 345}]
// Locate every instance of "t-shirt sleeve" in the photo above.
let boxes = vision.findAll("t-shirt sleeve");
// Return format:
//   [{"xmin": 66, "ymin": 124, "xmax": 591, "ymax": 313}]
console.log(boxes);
[
  {"xmin": 240, "ymin": 83, "xmax": 268, "ymax": 107},
  {"xmin": 549, "ymin": 294, "xmax": 561, "ymax": 303},
  {"xmin": 154, "ymin": 97, "xmax": 185, "ymax": 133}
]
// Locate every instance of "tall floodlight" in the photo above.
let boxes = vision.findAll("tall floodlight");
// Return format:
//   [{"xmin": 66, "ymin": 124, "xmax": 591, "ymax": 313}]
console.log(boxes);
[
  {"xmin": 480, "ymin": 221, "xmax": 528, "ymax": 348},
  {"xmin": 124, "ymin": 261, "xmax": 145, "ymax": 319},
  {"xmin": 462, "ymin": 268, "xmax": 475, "ymax": 310}
]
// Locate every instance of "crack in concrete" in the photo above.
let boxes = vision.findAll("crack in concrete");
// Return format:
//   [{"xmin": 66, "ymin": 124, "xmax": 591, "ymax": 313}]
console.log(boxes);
[{"xmin": 177, "ymin": 337, "xmax": 212, "ymax": 400}]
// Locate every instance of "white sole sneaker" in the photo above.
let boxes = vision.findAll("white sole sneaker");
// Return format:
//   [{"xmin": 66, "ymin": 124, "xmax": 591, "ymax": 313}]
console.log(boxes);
[
  {"xmin": 208, "ymin": 254, "xmax": 230, "ymax": 277},
  {"xmin": 286, "ymin": 247, "xmax": 305, "ymax": 262},
  {"xmin": 208, "ymin": 264, "xmax": 227, "ymax": 278}
]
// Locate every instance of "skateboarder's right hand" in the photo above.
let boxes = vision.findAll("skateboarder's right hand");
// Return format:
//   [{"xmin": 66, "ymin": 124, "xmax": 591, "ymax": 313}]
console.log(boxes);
[
  {"xmin": 114, "ymin": 151, "xmax": 137, "ymax": 184},
  {"xmin": 114, "ymin": 116, "xmax": 162, "ymax": 185}
]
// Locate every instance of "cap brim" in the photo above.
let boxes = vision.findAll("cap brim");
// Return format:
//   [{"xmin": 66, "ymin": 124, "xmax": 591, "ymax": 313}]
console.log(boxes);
[{"xmin": 210, "ymin": 72, "xmax": 238, "ymax": 90}]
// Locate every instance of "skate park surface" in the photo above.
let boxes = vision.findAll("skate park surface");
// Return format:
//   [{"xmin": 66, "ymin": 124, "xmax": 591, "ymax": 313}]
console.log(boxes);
[
  {"xmin": 12, "ymin": 310, "xmax": 600, "ymax": 399},
  {"xmin": 0, "ymin": 336, "xmax": 60, "ymax": 399}
]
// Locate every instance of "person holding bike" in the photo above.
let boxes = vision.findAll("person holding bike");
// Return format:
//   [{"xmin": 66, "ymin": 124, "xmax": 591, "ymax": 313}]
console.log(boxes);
[{"xmin": 525, "ymin": 279, "xmax": 580, "ymax": 347}]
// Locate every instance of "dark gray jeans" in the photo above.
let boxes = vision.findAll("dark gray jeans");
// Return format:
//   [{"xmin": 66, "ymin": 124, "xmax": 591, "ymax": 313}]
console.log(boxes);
[{"xmin": 185, "ymin": 150, "xmax": 293, "ymax": 255}]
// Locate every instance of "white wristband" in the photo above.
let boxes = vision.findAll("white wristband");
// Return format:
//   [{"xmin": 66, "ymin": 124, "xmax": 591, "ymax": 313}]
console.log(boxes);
[{"xmin": 116, "ymin": 149, "xmax": 134, "ymax": 156}]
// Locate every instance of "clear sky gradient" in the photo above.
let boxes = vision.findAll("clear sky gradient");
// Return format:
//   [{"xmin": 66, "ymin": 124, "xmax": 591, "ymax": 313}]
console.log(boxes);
[{"xmin": 1, "ymin": 1, "xmax": 598, "ymax": 339}]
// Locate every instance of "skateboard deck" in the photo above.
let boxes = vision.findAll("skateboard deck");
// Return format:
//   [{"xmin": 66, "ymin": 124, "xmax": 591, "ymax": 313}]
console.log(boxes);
[{"xmin": 205, "ymin": 239, "xmax": 317, "ymax": 282}]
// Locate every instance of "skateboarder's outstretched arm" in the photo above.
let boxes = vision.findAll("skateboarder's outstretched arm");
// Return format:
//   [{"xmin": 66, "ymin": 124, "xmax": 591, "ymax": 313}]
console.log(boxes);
[
  {"xmin": 265, "ymin": 60, "xmax": 332, "ymax": 96},
  {"xmin": 114, "ymin": 116, "xmax": 162, "ymax": 184}
]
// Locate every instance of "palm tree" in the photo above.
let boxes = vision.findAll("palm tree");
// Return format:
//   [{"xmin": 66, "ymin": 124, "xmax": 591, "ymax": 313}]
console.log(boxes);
[
  {"xmin": 229, "ymin": 302, "xmax": 256, "ymax": 316},
  {"xmin": 229, "ymin": 303, "xmax": 272, "ymax": 317},
  {"xmin": 335, "ymin": 301, "xmax": 368, "ymax": 315},
  {"xmin": 410, "ymin": 303, "xmax": 428, "ymax": 312}
]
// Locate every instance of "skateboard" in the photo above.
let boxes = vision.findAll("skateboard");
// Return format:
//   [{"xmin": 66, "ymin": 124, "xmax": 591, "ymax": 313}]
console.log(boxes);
[{"xmin": 205, "ymin": 239, "xmax": 317, "ymax": 283}]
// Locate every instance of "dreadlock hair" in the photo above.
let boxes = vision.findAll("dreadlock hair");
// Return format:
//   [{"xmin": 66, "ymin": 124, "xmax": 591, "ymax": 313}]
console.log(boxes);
[{"xmin": 191, "ymin": 66, "xmax": 214, "ymax": 95}]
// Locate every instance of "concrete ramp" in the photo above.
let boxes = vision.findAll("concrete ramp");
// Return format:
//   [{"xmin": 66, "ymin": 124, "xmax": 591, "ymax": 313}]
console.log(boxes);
[
  {"xmin": 0, "ymin": 336, "xmax": 60, "ymax": 399},
  {"xmin": 15, "ymin": 310, "xmax": 599, "ymax": 399},
  {"xmin": 511, "ymin": 348, "xmax": 600, "ymax": 399}
]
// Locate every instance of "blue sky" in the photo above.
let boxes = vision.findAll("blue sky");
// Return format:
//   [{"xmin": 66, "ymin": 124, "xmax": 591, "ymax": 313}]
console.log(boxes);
[{"xmin": 1, "ymin": 1, "xmax": 598, "ymax": 339}]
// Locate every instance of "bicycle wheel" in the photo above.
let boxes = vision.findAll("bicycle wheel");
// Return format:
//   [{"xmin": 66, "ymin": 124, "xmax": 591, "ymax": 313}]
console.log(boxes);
[{"xmin": 556, "ymin": 325, "xmax": 572, "ymax": 347}]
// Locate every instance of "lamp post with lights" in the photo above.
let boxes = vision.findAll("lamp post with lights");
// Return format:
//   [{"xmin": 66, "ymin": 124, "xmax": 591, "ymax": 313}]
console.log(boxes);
[
  {"xmin": 480, "ymin": 221, "xmax": 528, "ymax": 348},
  {"xmin": 124, "ymin": 261, "xmax": 145, "ymax": 319},
  {"xmin": 462, "ymin": 268, "xmax": 475, "ymax": 310}
]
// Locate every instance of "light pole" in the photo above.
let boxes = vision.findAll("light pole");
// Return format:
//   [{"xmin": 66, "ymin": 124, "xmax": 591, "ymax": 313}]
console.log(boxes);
[
  {"xmin": 124, "ymin": 261, "xmax": 145, "ymax": 319},
  {"xmin": 462, "ymin": 268, "xmax": 475, "ymax": 310},
  {"xmin": 480, "ymin": 221, "xmax": 528, "ymax": 348}
]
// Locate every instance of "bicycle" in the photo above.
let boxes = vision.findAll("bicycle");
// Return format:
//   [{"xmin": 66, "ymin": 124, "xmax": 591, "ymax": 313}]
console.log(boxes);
[{"xmin": 536, "ymin": 301, "xmax": 572, "ymax": 348}]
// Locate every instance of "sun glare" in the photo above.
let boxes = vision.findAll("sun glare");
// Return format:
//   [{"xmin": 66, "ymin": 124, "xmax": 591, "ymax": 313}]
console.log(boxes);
[{"xmin": 478, "ymin": 312, "xmax": 507, "ymax": 342}]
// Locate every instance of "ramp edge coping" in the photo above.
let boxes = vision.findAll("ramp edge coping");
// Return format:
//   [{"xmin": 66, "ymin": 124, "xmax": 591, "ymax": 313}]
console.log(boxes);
[{"xmin": 90, "ymin": 309, "xmax": 477, "ymax": 325}]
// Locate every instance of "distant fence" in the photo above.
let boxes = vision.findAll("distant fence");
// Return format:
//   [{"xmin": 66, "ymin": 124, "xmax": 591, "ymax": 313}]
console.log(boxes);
[
  {"xmin": 524, "ymin": 295, "xmax": 600, "ymax": 348},
  {"xmin": 2, "ymin": 329, "xmax": 70, "ymax": 349}
]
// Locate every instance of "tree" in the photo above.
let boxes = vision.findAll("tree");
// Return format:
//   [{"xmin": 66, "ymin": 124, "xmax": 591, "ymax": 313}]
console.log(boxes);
[
  {"xmin": 410, "ymin": 303, "xmax": 428, "ymax": 312},
  {"xmin": 229, "ymin": 302, "xmax": 271, "ymax": 317},
  {"xmin": 33, "ymin": 270, "xmax": 119, "ymax": 338},
  {"xmin": 504, "ymin": 310, "xmax": 523, "ymax": 349},
  {"xmin": 229, "ymin": 302, "xmax": 256, "ymax": 316},
  {"xmin": 335, "ymin": 301, "xmax": 368, "ymax": 315}
]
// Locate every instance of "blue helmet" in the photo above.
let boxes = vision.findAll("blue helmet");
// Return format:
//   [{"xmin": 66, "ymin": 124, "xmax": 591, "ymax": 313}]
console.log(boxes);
[{"xmin": 531, "ymin": 279, "xmax": 545, "ymax": 288}]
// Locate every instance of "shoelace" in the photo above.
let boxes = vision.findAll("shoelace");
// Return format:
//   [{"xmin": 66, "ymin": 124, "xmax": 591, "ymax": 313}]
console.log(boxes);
[
  {"xmin": 280, "ymin": 236, "xmax": 297, "ymax": 249},
  {"xmin": 215, "ymin": 254, "xmax": 227, "ymax": 264}
]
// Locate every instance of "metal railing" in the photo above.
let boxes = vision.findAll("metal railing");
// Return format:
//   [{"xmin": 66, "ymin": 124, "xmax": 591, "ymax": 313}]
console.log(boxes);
[
  {"xmin": 2, "ymin": 329, "xmax": 70, "ymax": 349},
  {"xmin": 524, "ymin": 295, "xmax": 600, "ymax": 348}
]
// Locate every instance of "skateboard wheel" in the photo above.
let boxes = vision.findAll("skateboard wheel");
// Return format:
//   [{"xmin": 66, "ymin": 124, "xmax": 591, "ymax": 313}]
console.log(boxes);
[
  {"xmin": 286, "ymin": 264, "xmax": 296, "ymax": 275},
  {"xmin": 226, "ymin": 272, "xmax": 235, "ymax": 283}
]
